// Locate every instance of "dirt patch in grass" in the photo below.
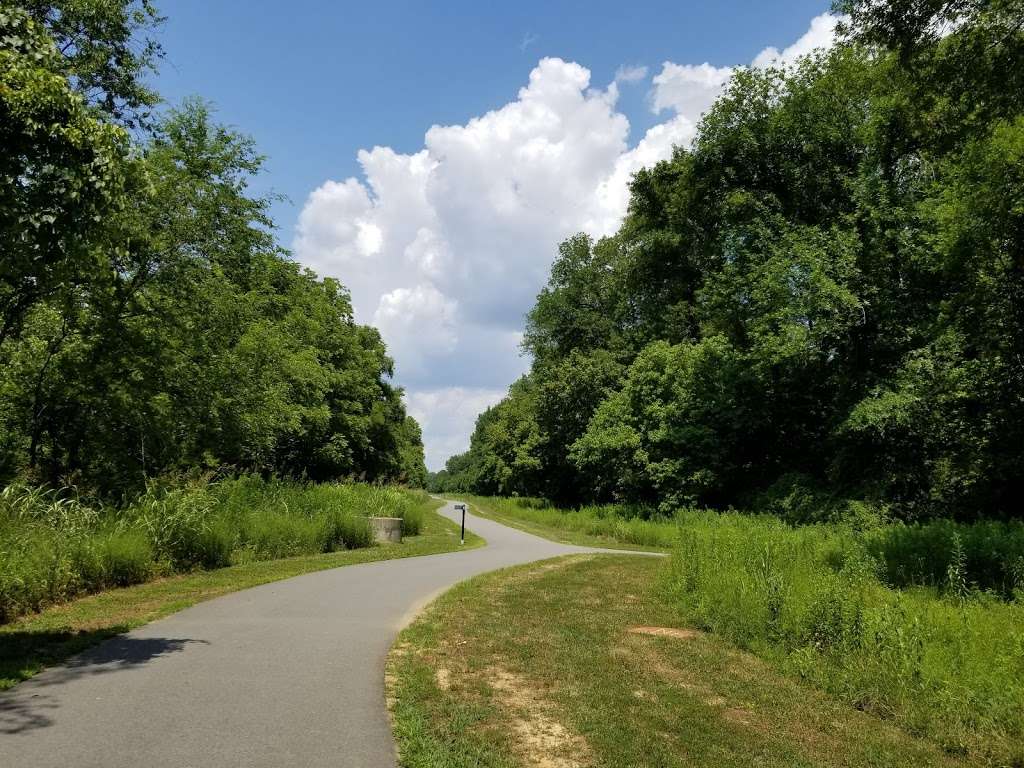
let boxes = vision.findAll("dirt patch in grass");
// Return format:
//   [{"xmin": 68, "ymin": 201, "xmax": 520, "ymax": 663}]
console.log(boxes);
[
  {"xmin": 628, "ymin": 625, "xmax": 703, "ymax": 640},
  {"xmin": 487, "ymin": 666, "xmax": 591, "ymax": 768},
  {"xmin": 435, "ymin": 667, "xmax": 452, "ymax": 691}
]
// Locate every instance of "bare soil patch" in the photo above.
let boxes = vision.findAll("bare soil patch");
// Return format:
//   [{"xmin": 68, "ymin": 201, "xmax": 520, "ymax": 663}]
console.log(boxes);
[
  {"xmin": 487, "ymin": 666, "xmax": 591, "ymax": 768},
  {"xmin": 628, "ymin": 625, "xmax": 703, "ymax": 640}
]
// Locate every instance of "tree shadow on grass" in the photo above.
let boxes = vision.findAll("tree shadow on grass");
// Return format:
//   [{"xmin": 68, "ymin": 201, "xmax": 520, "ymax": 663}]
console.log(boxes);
[
  {"xmin": 0, "ymin": 629, "xmax": 208, "ymax": 734},
  {"xmin": 1, "ymin": 625, "xmax": 130, "ymax": 691}
]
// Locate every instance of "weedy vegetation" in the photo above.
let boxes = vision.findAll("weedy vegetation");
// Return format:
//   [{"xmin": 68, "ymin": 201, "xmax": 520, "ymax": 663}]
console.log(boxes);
[
  {"xmin": 449, "ymin": 497, "xmax": 1024, "ymax": 765},
  {"xmin": 389, "ymin": 555, "xmax": 975, "ymax": 768},
  {"xmin": 665, "ymin": 510, "xmax": 1024, "ymax": 764},
  {"xmin": 0, "ymin": 478, "xmax": 431, "ymax": 624}
]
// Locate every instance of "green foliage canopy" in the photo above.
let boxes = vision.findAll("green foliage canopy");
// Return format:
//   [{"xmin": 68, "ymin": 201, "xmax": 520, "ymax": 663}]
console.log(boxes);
[
  {"xmin": 1, "ymin": 3, "xmax": 426, "ymax": 493},
  {"xmin": 435, "ymin": 0, "xmax": 1024, "ymax": 520}
]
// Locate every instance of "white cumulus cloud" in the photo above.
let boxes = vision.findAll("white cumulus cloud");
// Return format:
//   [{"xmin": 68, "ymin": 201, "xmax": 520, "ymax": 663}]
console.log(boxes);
[
  {"xmin": 752, "ymin": 13, "xmax": 841, "ymax": 69},
  {"xmin": 373, "ymin": 284, "xmax": 458, "ymax": 381},
  {"xmin": 649, "ymin": 13, "xmax": 841, "ymax": 128},
  {"xmin": 294, "ymin": 14, "xmax": 841, "ymax": 470},
  {"xmin": 405, "ymin": 387, "xmax": 508, "ymax": 470},
  {"xmin": 650, "ymin": 62, "xmax": 734, "ymax": 118}
]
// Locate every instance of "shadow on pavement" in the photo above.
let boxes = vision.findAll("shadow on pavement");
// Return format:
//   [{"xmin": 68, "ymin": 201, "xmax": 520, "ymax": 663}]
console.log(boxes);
[{"xmin": 0, "ymin": 633, "xmax": 208, "ymax": 734}]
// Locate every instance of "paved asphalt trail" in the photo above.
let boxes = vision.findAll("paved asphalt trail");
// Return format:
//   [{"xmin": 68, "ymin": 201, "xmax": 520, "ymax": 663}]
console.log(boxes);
[{"xmin": 0, "ymin": 500, "xmax": 648, "ymax": 767}]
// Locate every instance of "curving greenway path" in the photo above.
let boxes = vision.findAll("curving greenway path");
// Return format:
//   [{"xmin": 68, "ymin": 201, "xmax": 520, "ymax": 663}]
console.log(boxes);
[{"xmin": 0, "ymin": 500, "xmax": 645, "ymax": 767}]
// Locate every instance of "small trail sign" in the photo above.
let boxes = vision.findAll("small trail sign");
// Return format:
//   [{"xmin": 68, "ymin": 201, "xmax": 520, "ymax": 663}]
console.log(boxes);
[{"xmin": 454, "ymin": 504, "xmax": 467, "ymax": 544}]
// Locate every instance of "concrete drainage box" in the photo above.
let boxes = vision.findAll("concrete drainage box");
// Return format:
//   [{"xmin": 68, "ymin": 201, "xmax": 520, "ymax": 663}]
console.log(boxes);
[{"xmin": 369, "ymin": 516, "xmax": 403, "ymax": 543}]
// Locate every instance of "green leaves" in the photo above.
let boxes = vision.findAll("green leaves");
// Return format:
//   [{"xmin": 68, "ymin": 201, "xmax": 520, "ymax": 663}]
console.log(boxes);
[
  {"xmin": 571, "ymin": 337, "xmax": 746, "ymax": 507},
  {"xmin": 444, "ymin": 0, "xmax": 1024, "ymax": 519},
  {"xmin": 1, "ymin": 6, "xmax": 132, "ymax": 346},
  {"xmin": 0, "ymin": 14, "xmax": 426, "ymax": 494},
  {"xmin": 20, "ymin": 0, "xmax": 164, "ymax": 128}
]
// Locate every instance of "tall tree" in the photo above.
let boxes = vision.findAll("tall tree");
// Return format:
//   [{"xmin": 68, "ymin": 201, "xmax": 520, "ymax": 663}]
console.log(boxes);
[
  {"xmin": 450, "ymin": 0, "xmax": 1024, "ymax": 519},
  {"xmin": 1, "ymin": 8, "xmax": 427, "ymax": 493},
  {"xmin": 0, "ymin": 6, "xmax": 133, "ymax": 347}
]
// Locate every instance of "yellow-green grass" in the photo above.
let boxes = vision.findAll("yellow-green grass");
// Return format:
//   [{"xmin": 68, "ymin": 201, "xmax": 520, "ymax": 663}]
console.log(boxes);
[
  {"xmin": 1, "ymin": 504, "xmax": 483, "ymax": 690},
  {"xmin": 454, "ymin": 495, "xmax": 673, "ymax": 551},
  {"xmin": 388, "ymin": 555, "xmax": 969, "ymax": 768}
]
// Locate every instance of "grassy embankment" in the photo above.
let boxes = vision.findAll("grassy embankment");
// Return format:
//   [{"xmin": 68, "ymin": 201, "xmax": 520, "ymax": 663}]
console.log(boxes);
[
  {"xmin": 391, "ymin": 499, "xmax": 1024, "ymax": 766},
  {"xmin": 390, "ymin": 555, "xmax": 969, "ymax": 768},
  {"xmin": 1, "ymin": 480, "xmax": 483, "ymax": 690},
  {"xmin": 456, "ymin": 495, "xmax": 676, "ymax": 550}
]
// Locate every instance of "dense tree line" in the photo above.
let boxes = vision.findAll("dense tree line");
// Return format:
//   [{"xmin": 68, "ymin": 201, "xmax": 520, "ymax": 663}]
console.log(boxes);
[
  {"xmin": 432, "ymin": 0, "xmax": 1024, "ymax": 521},
  {"xmin": 1, "ymin": 2, "xmax": 427, "ymax": 494}
]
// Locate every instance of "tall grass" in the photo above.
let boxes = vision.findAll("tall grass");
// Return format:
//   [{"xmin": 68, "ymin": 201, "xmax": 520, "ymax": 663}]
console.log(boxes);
[
  {"xmin": 0, "ymin": 486, "xmax": 157, "ymax": 622},
  {"xmin": 664, "ymin": 510, "xmax": 1024, "ymax": 764},
  {"xmin": 0, "ymin": 479, "xmax": 430, "ymax": 624},
  {"xmin": 466, "ymin": 495, "xmax": 677, "ymax": 548},
  {"xmin": 468, "ymin": 494, "xmax": 1024, "ymax": 761},
  {"xmin": 864, "ymin": 518, "xmax": 1024, "ymax": 599}
]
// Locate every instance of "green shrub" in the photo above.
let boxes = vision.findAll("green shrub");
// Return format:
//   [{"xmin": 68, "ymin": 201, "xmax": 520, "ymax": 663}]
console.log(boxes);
[
  {"xmin": 516, "ymin": 497, "xmax": 553, "ymax": 510},
  {"xmin": 364, "ymin": 486, "xmax": 410, "ymax": 519},
  {"xmin": 865, "ymin": 518, "xmax": 1024, "ymax": 597},
  {"xmin": 242, "ymin": 511, "xmax": 322, "ymax": 560},
  {"xmin": 137, "ymin": 487, "xmax": 234, "ymax": 570},
  {"xmin": 0, "ymin": 536, "xmax": 64, "ymax": 622},
  {"xmin": 754, "ymin": 473, "xmax": 840, "ymax": 523},
  {"xmin": 68, "ymin": 530, "xmax": 153, "ymax": 589},
  {"xmin": 398, "ymin": 502, "xmax": 424, "ymax": 537},
  {"xmin": 68, "ymin": 536, "xmax": 108, "ymax": 593}
]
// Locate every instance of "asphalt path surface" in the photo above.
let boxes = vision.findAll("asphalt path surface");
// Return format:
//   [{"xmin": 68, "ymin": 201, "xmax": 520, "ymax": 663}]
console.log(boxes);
[{"xmin": 0, "ymin": 499, "xmax": 649, "ymax": 767}]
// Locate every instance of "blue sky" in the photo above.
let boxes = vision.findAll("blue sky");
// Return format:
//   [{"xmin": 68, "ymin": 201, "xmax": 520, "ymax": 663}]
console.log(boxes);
[
  {"xmin": 154, "ymin": 0, "xmax": 835, "ymax": 469},
  {"xmin": 156, "ymin": 0, "xmax": 830, "ymax": 234}
]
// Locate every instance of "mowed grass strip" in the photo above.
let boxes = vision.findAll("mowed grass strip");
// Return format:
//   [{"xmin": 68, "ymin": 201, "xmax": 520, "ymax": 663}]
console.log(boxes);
[
  {"xmin": 1, "ymin": 506, "xmax": 483, "ymax": 690},
  {"xmin": 457, "ymin": 495, "xmax": 673, "ymax": 552},
  {"xmin": 388, "ymin": 555, "xmax": 966, "ymax": 768}
]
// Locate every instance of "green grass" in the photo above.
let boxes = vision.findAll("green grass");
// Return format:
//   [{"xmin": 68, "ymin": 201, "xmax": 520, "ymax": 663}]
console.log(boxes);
[
  {"xmin": 453, "ymin": 495, "xmax": 675, "ymax": 551},
  {"xmin": 665, "ymin": 510, "xmax": 1024, "ymax": 765},
  {"xmin": 388, "ymin": 555, "xmax": 965, "ymax": 767},
  {"xmin": 0, "ymin": 503, "xmax": 484, "ymax": 690},
  {"xmin": 0, "ymin": 478, "xmax": 430, "ymax": 623},
  {"xmin": 863, "ymin": 518, "xmax": 1024, "ymax": 598}
]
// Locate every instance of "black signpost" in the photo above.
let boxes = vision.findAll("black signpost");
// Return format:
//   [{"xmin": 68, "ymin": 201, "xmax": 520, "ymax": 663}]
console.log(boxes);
[{"xmin": 455, "ymin": 504, "xmax": 466, "ymax": 545}]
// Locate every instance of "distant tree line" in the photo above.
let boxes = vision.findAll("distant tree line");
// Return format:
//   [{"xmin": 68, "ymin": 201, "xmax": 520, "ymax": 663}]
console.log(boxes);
[
  {"xmin": 1, "ymin": 2, "xmax": 427, "ymax": 495},
  {"xmin": 431, "ymin": 0, "xmax": 1024, "ymax": 521}
]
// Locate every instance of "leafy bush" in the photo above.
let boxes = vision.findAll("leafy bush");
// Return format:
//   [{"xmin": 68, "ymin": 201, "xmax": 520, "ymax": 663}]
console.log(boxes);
[
  {"xmin": 395, "ymin": 490, "xmax": 427, "ymax": 536},
  {"xmin": 754, "ymin": 473, "xmax": 851, "ymax": 524},
  {"xmin": 136, "ymin": 487, "xmax": 234, "ymax": 571},
  {"xmin": 241, "ymin": 511, "xmax": 322, "ymax": 560},
  {"xmin": 318, "ymin": 510, "xmax": 374, "ymax": 551},
  {"xmin": 0, "ymin": 536, "xmax": 65, "ymax": 622},
  {"xmin": 96, "ymin": 531, "xmax": 154, "ymax": 587}
]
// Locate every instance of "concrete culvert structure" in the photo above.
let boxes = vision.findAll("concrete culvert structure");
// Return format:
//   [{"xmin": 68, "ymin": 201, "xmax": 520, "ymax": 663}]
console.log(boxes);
[{"xmin": 369, "ymin": 516, "xmax": 403, "ymax": 543}]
